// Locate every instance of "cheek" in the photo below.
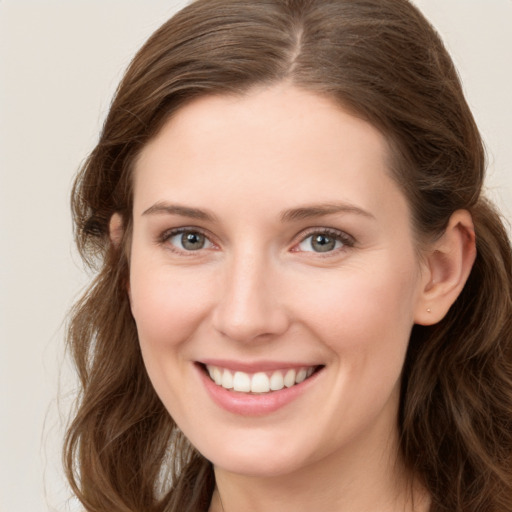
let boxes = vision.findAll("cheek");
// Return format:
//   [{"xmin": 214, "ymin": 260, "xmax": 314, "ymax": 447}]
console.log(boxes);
[
  {"xmin": 128, "ymin": 259, "xmax": 216, "ymax": 421},
  {"xmin": 129, "ymin": 258, "xmax": 215, "ymax": 350},
  {"xmin": 292, "ymin": 263, "xmax": 419, "ymax": 439},
  {"xmin": 293, "ymin": 260, "xmax": 419, "ymax": 364}
]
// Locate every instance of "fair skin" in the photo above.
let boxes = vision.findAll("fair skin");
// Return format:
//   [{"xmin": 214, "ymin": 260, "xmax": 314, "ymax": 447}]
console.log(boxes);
[{"xmin": 117, "ymin": 84, "xmax": 475, "ymax": 511}]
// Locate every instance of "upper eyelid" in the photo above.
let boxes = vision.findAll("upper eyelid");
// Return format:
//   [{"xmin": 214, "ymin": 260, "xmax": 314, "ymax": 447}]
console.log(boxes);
[
  {"xmin": 295, "ymin": 227, "xmax": 355, "ymax": 244},
  {"xmin": 160, "ymin": 226, "xmax": 212, "ymax": 239},
  {"xmin": 158, "ymin": 226, "xmax": 218, "ymax": 250}
]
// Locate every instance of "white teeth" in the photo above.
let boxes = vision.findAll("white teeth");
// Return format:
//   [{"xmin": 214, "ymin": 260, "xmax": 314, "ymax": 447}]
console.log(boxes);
[
  {"xmin": 206, "ymin": 365, "xmax": 318, "ymax": 394},
  {"xmin": 213, "ymin": 367, "xmax": 222, "ymax": 386},
  {"xmin": 233, "ymin": 371, "xmax": 251, "ymax": 392},
  {"xmin": 251, "ymin": 372, "xmax": 270, "ymax": 393},
  {"xmin": 269, "ymin": 371, "xmax": 284, "ymax": 391},
  {"xmin": 284, "ymin": 369, "xmax": 296, "ymax": 388},
  {"xmin": 221, "ymin": 369, "xmax": 233, "ymax": 389},
  {"xmin": 295, "ymin": 368, "xmax": 307, "ymax": 384}
]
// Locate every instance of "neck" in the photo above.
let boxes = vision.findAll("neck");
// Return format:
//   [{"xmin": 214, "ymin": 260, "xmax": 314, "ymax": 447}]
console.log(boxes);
[{"xmin": 208, "ymin": 421, "xmax": 430, "ymax": 512}]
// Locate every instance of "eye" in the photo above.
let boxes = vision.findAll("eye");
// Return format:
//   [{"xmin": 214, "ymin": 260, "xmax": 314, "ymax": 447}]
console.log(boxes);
[
  {"xmin": 296, "ymin": 229, "xmax": 353, "ymax": 253},
  {"xmin": 165, "ymin": 229, "xmax": 214, "ymax": 252}
]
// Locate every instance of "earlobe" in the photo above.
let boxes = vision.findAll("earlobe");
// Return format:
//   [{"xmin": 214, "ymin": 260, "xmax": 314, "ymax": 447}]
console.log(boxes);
[
  {"xmin": 109, "ymin": 213, "xmax": 124, "ymax": 246},
  {"xmin": 414, "ymin": 210, "xmax": 476, "ymax": 326}
]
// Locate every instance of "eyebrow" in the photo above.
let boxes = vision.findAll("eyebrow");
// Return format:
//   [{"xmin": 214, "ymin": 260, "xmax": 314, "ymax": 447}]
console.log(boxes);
[
  {"xmin": 141, "ymin": 201, "xmax": 374, "ymax": 223},
  {"xmin": 280, "ymin": 202, "xmax": 375, "ymax": 222},
  {"xmin": 142, "ymin": 202, "xmax": 216, "ymax": 221}
]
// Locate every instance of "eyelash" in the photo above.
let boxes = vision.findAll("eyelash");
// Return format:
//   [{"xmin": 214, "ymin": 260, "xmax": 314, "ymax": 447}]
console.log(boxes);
[
  {"xmin": 157, "ymin": 227, "xmax": 355, "ymax": 256},
  {"xmin": 158, "ymin": 227, "xmax": 217, "ymax": 255},
  {"xmin": 294, "ymin": 228, "xmax": 355, "ymax": 255}
]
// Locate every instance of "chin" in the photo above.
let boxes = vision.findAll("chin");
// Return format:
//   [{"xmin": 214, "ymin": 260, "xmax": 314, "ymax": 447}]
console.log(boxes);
[
  {"xmin": 211, "ymin": 456, "xmax": 305, "ymax": 478},
  {"xmin": 197, "ymin": 434, "xmax": 316, "ymax": 478}
]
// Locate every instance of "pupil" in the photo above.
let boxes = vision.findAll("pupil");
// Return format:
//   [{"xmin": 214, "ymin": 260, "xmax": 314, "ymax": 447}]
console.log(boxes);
[
  {"xmin": 312, "ymin": 234, "xmax": 335, "ymax": 252},
  {"xmin": 182, "ymin": 232, "xmax": 205, "ymax": 250}
]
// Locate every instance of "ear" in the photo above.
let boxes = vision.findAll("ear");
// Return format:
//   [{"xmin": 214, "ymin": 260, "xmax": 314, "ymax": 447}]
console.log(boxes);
[
  {"xmin": 414, "ymin": 210, "xmax": 476, "ymax": 326},
  {"xmin": 109, "ymin": 213, "xmax": 132, "ymax": 301},
  {"xmin": 109, "ymin": 213, "xmax": 124, "ymax": 246}
]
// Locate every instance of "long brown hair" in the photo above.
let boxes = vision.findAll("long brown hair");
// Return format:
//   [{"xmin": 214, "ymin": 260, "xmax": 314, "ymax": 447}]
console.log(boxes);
[{"xmin": 65, "ymin": 1, "xmax": 512, "ymax": 511}]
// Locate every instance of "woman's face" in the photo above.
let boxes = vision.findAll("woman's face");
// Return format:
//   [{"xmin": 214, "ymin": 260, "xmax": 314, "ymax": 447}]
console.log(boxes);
[{"xmin": 129, "ymin": 85, "xmax": 429, "ymax": 477}]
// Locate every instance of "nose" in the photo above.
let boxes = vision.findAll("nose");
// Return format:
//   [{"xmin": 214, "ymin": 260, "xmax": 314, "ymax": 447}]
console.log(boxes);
[{"xmin": 211, "ymin": 251, "xmax": 290, "ymax": 343}]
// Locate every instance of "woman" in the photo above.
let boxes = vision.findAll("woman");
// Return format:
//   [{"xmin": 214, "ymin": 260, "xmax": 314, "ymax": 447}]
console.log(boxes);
[{"xmin": 64, "ymin": 0, "xmax": 512, "ymax": 511}]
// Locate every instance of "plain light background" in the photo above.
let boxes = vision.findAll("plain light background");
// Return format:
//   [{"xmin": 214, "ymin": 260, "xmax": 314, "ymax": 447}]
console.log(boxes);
[{"xmin": 0, "ymin": 1, "xmax": 510, "ymax": 511}]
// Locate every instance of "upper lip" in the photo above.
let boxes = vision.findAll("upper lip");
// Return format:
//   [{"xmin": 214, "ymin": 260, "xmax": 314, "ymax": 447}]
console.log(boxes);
[{"xmin": 198, "ymin": 359, "xmax": 323, "ymax": 373}]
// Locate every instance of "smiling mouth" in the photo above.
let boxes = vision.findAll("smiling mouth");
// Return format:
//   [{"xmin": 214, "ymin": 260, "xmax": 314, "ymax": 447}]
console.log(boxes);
[{"xmin": 202, "ymin": 364, "xmax": 323, "ymax": 394}]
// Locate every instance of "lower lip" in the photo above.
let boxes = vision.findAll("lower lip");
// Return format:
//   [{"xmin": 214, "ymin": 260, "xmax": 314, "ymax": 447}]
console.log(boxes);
[{"xmin": 196, "ymin": 364, "xmax": 323, "ymax": 416}]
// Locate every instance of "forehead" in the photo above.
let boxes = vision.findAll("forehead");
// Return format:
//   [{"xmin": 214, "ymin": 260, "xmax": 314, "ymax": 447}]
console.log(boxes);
[{"xmin": 132, "ymin": 85, "xmax": 406, "ymax": 223}]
